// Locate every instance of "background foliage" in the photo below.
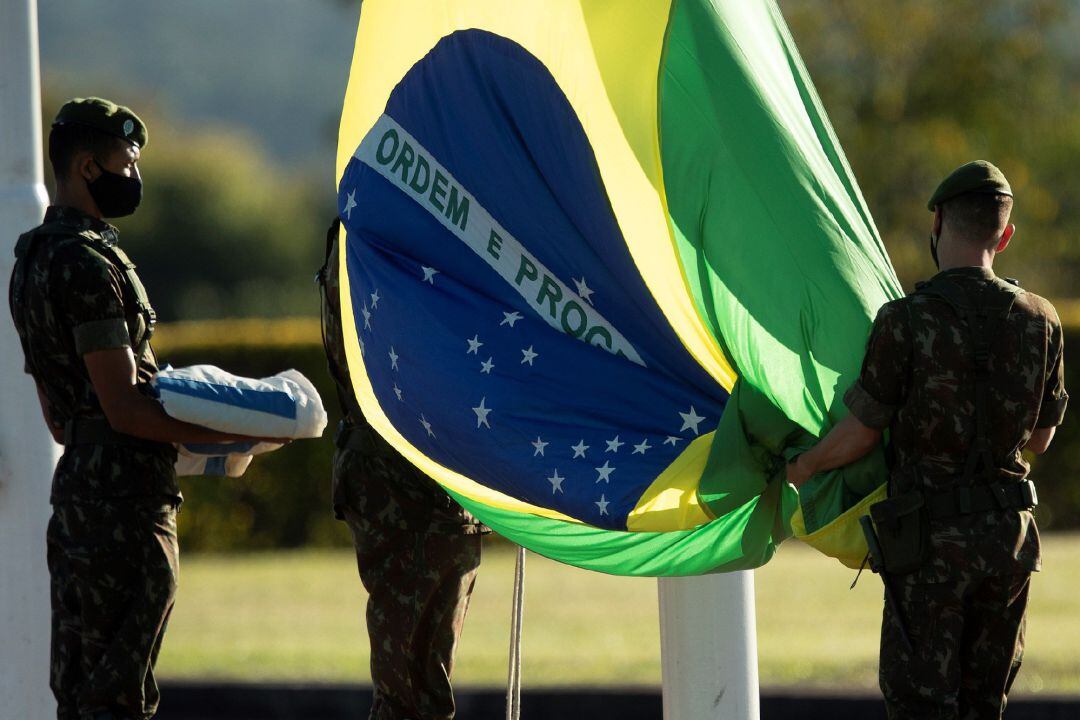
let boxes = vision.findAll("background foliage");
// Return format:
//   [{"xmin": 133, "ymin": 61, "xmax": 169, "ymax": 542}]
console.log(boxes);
[
  {"xmin": 38, "ymin": 0, "xmax": 1080, "ymax": 316},
  {"xmin": 783, "ymin": 0, "xmax": 1080, "ymax": 294}
]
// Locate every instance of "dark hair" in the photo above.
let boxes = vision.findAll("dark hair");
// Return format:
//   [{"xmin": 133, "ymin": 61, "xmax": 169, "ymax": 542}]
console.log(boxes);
[
  {"xmin": 48, "ymin": 123, "xmax": 122, "ymax": 180},
  {"xmin": 940, "ymin": 192, "xmax": 1013, "ymax": 247}
]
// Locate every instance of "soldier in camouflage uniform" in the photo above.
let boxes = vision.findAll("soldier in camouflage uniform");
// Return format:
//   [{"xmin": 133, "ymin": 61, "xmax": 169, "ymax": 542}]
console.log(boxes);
[
  {"xmin": 317, "ymin": 219, "xmax": 487, "ymax": 720},
  {"xmin": 788, "ymin": 161, "xmax": 1067, "ymax": 719},
  {"xmin": 8, "ymin": 98, "xmax": 274, "ymax": 720}
]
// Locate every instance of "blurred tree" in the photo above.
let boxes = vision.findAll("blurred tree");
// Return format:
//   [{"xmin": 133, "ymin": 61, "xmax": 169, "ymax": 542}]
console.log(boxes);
[
  {"xmin": 781, "ymin": 0, "xmax": 1079, "ymax": 294},
  {"xmin": 122, "ymin": 128, "xmax": 332, "ymax": 320},
  {"xmin": 41, "ymin": 97, "xmax": 334, "ymax": 321},
  {"xmin": 37, "ymin": 1, "xmax": 1077, "ymax": 319}
]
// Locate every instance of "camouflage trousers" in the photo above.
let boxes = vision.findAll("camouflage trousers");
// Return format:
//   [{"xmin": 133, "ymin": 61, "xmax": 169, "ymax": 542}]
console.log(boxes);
[
  {"xmin": 47, "ymin": 501, "xmax": 180, "ymax": 720},
  {"xmin": 880, "ymin": 571, "xmax": 1030, "ymax": 720},
  {"xmin": 340, "ymin": 507, "xmax": 482, "ymax": 720}
]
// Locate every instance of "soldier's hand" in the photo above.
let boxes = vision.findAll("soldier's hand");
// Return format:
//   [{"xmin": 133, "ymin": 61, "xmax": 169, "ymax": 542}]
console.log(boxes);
[{"xmin": 786, "ymin": 454, "xmax": 813, "ymax": 489}]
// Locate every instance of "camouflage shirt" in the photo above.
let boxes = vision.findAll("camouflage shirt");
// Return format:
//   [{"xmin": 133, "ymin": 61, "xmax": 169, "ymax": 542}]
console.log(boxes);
[
  {"xmin": 845, "ymin": 266, "xmax": 1067, "ymax": 582},
  {"xmin": 8, "ymin": 206, "xmax": 178, "ymax": 504},
  {"xmin": 320, "ymin": 224, "xmax": 484, "ymax": 533}
]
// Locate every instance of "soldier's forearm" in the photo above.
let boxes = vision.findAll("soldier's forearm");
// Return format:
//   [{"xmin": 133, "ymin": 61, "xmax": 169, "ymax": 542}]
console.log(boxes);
[
  {"xmin": 104, "ymin": 393, "xmax": 255, "ymax": 444},
  {"xmin": 85, "ymin": 345, "xmax": 263, "ymax": 445},
  {"xmin": 797, "ymin": 414, "xmax": 882, "ymax": 479},
  {"xmin": 1025, "ymin": 426, "xmax": 1056, "ymax": 454}
]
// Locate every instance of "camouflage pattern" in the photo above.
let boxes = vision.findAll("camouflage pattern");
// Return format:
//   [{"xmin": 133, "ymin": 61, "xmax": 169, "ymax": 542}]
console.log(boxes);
[
  {"xmin": 319, "ymin": 222, "xmax": 486, "ymax": 719},
  {"xmin": 9, "ymin": 205, "xmax": 178, "ymax": 503},
  {"xmin": 879, "ymin": 572, "xmax": 1029, "ymax": 720},
  {"xmin": 9, "ymin": 205, "xmax": 180, "ymax": 719},
  {"xmin": 332, "ymin": 434, "xmax": 488, "ymax": 535},
  {"xmin": 48, "ymin": 500, "xmax": 179, "ymax": 720},
  {"xmin": 340, "ymin": 499, "xmax": 482, "ymax": 720},
  {"xmin": 845, "ymin": 265, "xmax": 1068, "ymax": 718}
]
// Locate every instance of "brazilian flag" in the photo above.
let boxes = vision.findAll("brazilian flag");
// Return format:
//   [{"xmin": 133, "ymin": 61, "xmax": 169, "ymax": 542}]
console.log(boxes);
[{"xmin": 334, "ymin": 0, "xmax": 902, "ymax": 576}]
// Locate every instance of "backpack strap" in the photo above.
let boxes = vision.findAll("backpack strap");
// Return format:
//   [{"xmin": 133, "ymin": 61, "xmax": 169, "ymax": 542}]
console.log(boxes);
[
  {"xmin": 89, "ymin": 237, "xmax": 158, "ymax": 368},
  {"xmin": 26, "ymin": 226, "xmax": 157, "ymax": 368}
]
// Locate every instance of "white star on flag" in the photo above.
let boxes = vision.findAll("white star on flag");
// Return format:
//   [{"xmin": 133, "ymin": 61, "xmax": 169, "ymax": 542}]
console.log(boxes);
[
  {"xmin": 571, "ymin": 440, "xmax": 589, "ymax": 458},
  {"xmin": 388, "ymin": 346, "xmax": 399, "ymax": 371},
  {"xmin": 548, "ymin": 469, "xmax": 565, "ymax": 494},
  {"xmin": 472, "ymin": 397, "xmax": 492, "ymax": 429},
  {"xmin": 466, "ymin": 335, "xmax": 483, "ymax": 354},
  {"xmin": 520, "ymin": 346, "xmax": 538, "ymax": 366},
  {"xmin": 343, "ymin": 189, "xmax": 357, "ymax": 219},
  {"xmin": 393, "ymin": 383, "xmax": 403, "ymax": 401},
  {"xmin": 605, "ymin": 435, "xmax": 624, "ymax": 453},
  {"xmin": 421, "ymin": 266, "xmax": 439, "ymax": 283},
  {"xmin": 359, "ymin": 339, "xmax": 365, "ymax": 357},
  {"xmin": 679, "ymin": 405, "xmax": 706, "ymax": 435},
  {"xmin": 501, "ymin": 311, "xmax": 523, "ymax": 327},
  {"xmin": 532, "ymin": 437, "xmax": 549, "ymax": 456},
  {"xmin": 633, "ymin": 439, "xmax": 652, "ymax": 454},
  {"xmin": 573, "ymin": 277, "xmax": 595, "ymax": 305},
  {"xmin": 420, "ymin": 414, "xmax": 435, "ymax": 438},
  {"xmin": 370, "ymin": 289, "xmax": 380, "ymax": 309},
  {"xmin": 595, "ymin": 460, "xmax": 615, "ymax": 483},
  {"xmin": 480, "ymin": 357, "xmax": 495, "ymax": 374},
  {"xmin": 361, "ymin": 305, "xmax": 372, "ymax": 330},
  {"xmin": 664, "ymin": 436, "xmax": 681, "ymax": 446},
  {"xmin": 595, "ymin": 494, "xmax": 610, "ymax": 515}
]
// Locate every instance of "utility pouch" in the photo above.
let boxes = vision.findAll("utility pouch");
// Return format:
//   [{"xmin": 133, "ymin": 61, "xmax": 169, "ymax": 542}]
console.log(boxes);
[{"xmin": 869, "ymin": 492, "xmax": 929, "ymax": 575}]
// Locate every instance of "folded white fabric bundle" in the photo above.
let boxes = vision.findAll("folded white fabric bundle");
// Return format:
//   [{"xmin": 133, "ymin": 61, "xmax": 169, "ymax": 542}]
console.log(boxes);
[{"xmin": 152, "ymin": 365, "xmax": 328, "ymax": 477}]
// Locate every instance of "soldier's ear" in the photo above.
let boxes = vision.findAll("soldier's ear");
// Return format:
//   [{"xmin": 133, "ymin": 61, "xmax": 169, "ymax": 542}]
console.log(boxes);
[
  {"xmin": 75, "ymin": 152, "xmax": 99, "ymax": 183},
  {"xmin": 932, "ymin": 207, "xmax": 943, "ymax": 236},
  {"xmin": 996, "ymin": 224, "xmax": 1015, "ymax": 253}
]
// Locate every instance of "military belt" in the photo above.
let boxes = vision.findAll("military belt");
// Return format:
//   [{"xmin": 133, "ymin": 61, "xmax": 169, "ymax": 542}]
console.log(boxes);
[
  {"xmin": 923, "ymin": 480, "xmax": 1037, "ymax": 520},
  {"xmin": 63, "ymin": 417, "xmax": 165, "ymax": 451}
]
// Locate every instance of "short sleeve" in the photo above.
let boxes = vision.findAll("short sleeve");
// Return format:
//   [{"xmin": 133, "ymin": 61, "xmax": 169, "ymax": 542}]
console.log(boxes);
[
  {"xmin": 844, "ymin": 300, "xmax": 911, "ymax": 430},
  {"xmin": 1036, "ymin": 317, "xmax": 1068, "ymax": 428},
  {"xmin": 53, "ymin": 243, "xmax": 132, "ymax": 355}
]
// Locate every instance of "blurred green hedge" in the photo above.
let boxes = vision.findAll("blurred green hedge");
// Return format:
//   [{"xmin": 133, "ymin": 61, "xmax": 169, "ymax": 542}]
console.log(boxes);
[
  {"xmin": 156, "ymin": 319, "xmax": 350, "ymax": 552},
  {"xmin": 157, "ymin": 311, "xmax": 1080, "ymax": 553}
]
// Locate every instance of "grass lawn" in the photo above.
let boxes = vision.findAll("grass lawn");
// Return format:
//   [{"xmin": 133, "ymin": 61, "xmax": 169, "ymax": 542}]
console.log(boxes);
[{"xmin": 157, "ymin": 533, "xmax": 1080, "ymax": 694}]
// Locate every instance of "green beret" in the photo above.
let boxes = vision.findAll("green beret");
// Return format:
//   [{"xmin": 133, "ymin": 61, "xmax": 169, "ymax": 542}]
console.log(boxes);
[
  {"xmin": 927, "ymin": 160, "xmax": 1011, "ymax": 211},
  {"xmin": 52, "ymin": 97, "xmax": 148, "ymax": 149}
]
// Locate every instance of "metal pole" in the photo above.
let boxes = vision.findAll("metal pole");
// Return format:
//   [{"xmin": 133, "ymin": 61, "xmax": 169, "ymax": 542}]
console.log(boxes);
[
  {"xmin": 658, "ymin": 572, "xmax": 760, "ymax": 720},
  {"xmin": 0, "ymin": 0, "xmax": 57, "ymax": 716}
]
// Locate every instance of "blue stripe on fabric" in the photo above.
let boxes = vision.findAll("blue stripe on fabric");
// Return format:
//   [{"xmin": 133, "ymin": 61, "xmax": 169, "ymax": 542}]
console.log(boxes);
[
  {"xmin": 156, "ymin": 376, "xmax": 297, "ymax": 420},
  {"xmin": 204, "ymin": 456, "xmax": 228, "ymax": 476}
]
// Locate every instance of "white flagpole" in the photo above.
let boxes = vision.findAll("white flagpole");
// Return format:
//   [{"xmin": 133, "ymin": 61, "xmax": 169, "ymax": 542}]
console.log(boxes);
[
  {"xmin": 0, "ymin": 0, "xmax": 58, "ymax": 716},
  {"xmin": 659, "ymin": 572, "xmax": 761, "ymax": 720}
]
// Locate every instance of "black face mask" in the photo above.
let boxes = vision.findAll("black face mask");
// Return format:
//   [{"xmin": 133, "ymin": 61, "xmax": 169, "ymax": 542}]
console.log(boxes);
[
  {"xmin": 88, "ymin": 160, "xmax": 142, "ymax": 218},
  {"xmin": 929, "ymin": 232, "xmax": 940, "ymax": 269}
]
